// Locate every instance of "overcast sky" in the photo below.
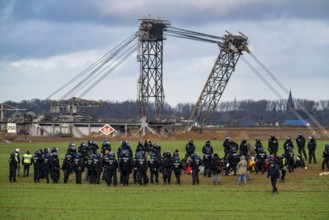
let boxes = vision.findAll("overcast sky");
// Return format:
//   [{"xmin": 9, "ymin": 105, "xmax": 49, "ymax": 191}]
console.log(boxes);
[{"xmin": 1, "ymin": 0, "xmax": 328, "ymax": 106}]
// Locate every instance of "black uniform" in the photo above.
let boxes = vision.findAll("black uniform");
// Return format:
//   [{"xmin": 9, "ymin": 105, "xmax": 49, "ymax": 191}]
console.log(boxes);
[
  {"xmin": 103, "ymin": 152, "xmax": 118, "ymax": 186},
  {"xmin": 296, "ymin": 134, "xmax": 307, "ymax": 159},
  {"xmin": 268, "ymin": 135, "xmax": 279, "ymax": 156},
  {"xmin": 184, "ymin": 139, "xmax": 196, "ymax": 162},
  {"xmin": 267, "ymin": 162, "xmax": 280, "ymax": 193},
  {"xmin": 42, "ymin": 152, "xmax": 51, "ymax": 183},
  {"xmin": 92, "ymin": 154, "xmax": 102, "ymax": 184},
  {"xmin": 255, "ymin": 139, "xmax": 264, "ymax": 154},
  {"xmin": 73, "ymin": 153, "xmax": 84, "ymax": 184},
  {"xmin": 135, "ymin": 153, "xmax": 149, "ymax": 185},
  {"xmin": 148, "ymin": 152, "xmax": 161, "ymax": 184},
  {"xmin": 277, "ymin": 155, "xmax": 287, "ymax": 181},
  {"xmin": 202, "ymin": 141, "xmax": 213, "ymax": 177},
  {"xmin": 62, "ymin": 155, "xmax": 73, "ymax": 183},
  {"xmin": 50, "ymin": 152, "xmax": 60, "ymax": 183},
  {"xmin": 173, "ymin": 156, "xmax": 182, "ymax": 184},
  {"xmin": 321, "ymin": 145, "xmax": 329, "ymax": 171},
  {"xmin": 287, "ymin": 149, "xmax": 295, "ymax": 173},
  {"xmin": 283, "ymin": 138, "xmax": 294, "ymax": 157},
  {"xmin": 86, "ymin": 155, "xmax": 94, "ymax": 184},
  {"xmin": 223, "ymin": 137, "xmax": 231, "ymax": 158},
  {"xmin": 119, "ymin": 152, "xmax": 133, "ymax": 186},
  {"xmin": 227, "ymin": 140, "xmax": 239, "ymax": 176},
  {"xmin": 190, "ymin": 155, "xmax": 202, "ymax": 185},
  {"xmin": 239, "ymin": 139, "xmax": 249, "ymax": 156},
  {"xmin": 32, "ymin": 151, "xmax": 42, "ymax": 183},
  {"xmin": 255, "ymin": 150, "xmax": 267, "ymax": 174},
  {"xmin": 9, "ymin": 153, "xmax": 17, "ymax": 182},
  {"xmin": 307, "ymin": 137, "xmax": 317, "ymax": 164},
  {"xmin": 162, "ymin": 151, "xmax": 173, "ymax": 184}
]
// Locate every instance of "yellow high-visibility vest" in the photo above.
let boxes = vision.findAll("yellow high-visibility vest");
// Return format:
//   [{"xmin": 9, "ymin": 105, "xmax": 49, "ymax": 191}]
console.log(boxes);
[{"xmin": 23, "ymin": 154, "xmax": 32, "ymax": 164}]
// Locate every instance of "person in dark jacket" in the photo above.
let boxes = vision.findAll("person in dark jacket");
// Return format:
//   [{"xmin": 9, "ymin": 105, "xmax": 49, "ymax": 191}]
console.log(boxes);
[
  {"xmin": 9, "ymin": 152, "xmax": 17, "ymax": 182},
  {"xmin": 307, "ymin": 136, "xmax": 317, "ymax": 164},
  {"xmin": 148, "ymin": 152, "xmax": 161, "ymax": 184},
  {"xmin": 162, "ymin": 151, "xmax": 173, "ymax": 184},
  {"xmin": 202, "ymin": 140, "xmax": 213, "ymax": 177},
  {"xmin": 135, "ymin": 151, "xmax": 149, "ymax": 185},
  {"xmin": 62, "ymin": 154, "xmax": 73, "ymax": 184},
  {"xmin": 321, "ymin": 144, "xmax": 329, "ymax": 172},
  {"xmin": 184, "ymin": 139, "xmax": 196, "ymax": 162},
  {"xmin": 32, "ymin": 151, "xmax": 42, "ymax": 183},
  {"xmin": 296, "ymin": 132, "xmax": 307, "ymax": 160},
  {"xmin": 268, "ymin": 134, "xmax": 278, "ymax": 156},
  {"xmin": 73, "ymin": 152, "xmax": 84, "ymax": 184},
  {"xmin": 267, "ymin": 161, "xmax": 280, "ymax": 194},
  {"xmin": 173, "ymin": 153, "xmax": 182, "ymax": 185},
  {"xmin": 190, "ymin": 154, "xmax": 202, "ymax": 185},
  {"xmin": 103, "ymin": 151, "xmax": 118, "ymax": 186},
  {"xmin": 210, "ymin": 153, "xmax": 221, "ymax": 185}
]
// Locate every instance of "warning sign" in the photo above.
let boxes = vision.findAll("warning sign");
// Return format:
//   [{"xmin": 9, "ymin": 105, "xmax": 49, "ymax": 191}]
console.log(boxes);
[{"xmin": 99, "ymin": 124, "xmax": 115, "ymax": 136}]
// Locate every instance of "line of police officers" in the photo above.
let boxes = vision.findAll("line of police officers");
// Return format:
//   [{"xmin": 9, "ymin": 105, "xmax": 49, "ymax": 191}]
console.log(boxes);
[{"xmin": 8, "ymin": 133, "xmax": 329, "ymax": 185}]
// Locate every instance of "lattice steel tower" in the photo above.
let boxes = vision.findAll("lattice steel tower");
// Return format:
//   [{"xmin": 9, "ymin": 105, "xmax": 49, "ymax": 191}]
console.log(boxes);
[{"xmin": 137, "ymin": 18, "xmax": 170, "ymax": 119}]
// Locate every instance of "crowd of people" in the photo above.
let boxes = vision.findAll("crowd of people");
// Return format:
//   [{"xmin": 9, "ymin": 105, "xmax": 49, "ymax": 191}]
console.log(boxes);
[{"xmin": 8, "ymin": 133, "xmax": 329, "ymax": 193}]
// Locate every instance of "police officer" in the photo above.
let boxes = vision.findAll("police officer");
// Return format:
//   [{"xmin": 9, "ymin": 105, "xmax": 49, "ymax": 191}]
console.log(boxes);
[
  {"xmin": 173, "ymin": 153, "xmax": 182, "ymax": 185},
  {"xmin": 223, "ymin": 136, "xmax": 231, "ymax": 158},
  {"xmin": 119, "ymin": 150, "xmax": 133, "ymax": 186},
  {"xmin": 101, "ymin": 139, "xmax": 111, "ymax": 156},
  {"xmin": 277, "ymin": 154, "xmax": 287, "ymax": 181},
  {"xmin": 42, "ymin": 150, "xmax": 51, "ymax": 183},
  {"xmin": 148, "ymin": 151, "xmax": 161, "ymax": 184},
  {"xmin": 152, "ymin": 143, "xmax": 162, "ymax": 160},
  {"xmin": 73, "ymin": 152, "xmax": 84, "ymax": 184},
  {"xmin": 184, "ymin": 139, "xmax": 196, "ymax": 162},
  {"xmin": 86, "ymin": 154, "xmax": 94, "ymax": 184},
  {"xmin": 162, "ymin": 151, "xmax": 173, "ymax": 184},
  {"xmin": 22, "ymin": 150, "xmax": 32, "ymax": 177},
  {"xmin": 286, "ymin": 147, "xmax": 295, "ymax": 173},
  {"xmin": 136, "ymin": 140, "xmax": 146, "ymax": 155},
  {"xmin": 321, "ymin": 144, "xmax": 329, "ymax": 172},
  {"xmin": 254, "ymin": 138, "xmax": 264, "ymax": 154},
  {"xmin": 50, "ymin": 152, "xmax": 60, "ymax": 183},
  {"xmin": 202, "ymin": 140, "xmax": 213, "ymax": 177},
  {"xmin": 88, "ymin": 140, "xmax": 99, "ymax": 154},
  {"xmin": 255, "ymin": 149, "xmax": 267, "ymax": 174},
  {"xmin": 239, "ymin": 138, "xmax": 249, "ymax": 156},
  {"xmin": 32, "ymin": 151, "xmax": 42, "ymax": 183},
  {"xmin": 190, "ymin": 154, "xmax": 202, "ymax": 185},
  {"xmin": 267, "ymin": 161, "xmax": 280, "ymax": 194},
  {"xmin": 103, "ymin": 152, "xmax": 118, "ymax": 186},
  {"xmin": 9, "ymin": 152, "xmax": 17, "ymax": 182},
  {"xmin": 92, "ymin": 153, "xmax": 102, "ymax": 184},
  {"xmin": 296, "ymin": 132, "xmax": 307, "ymax": 160},
  {"xmin": 14, "ymin": 148, "xmax": 21, "ymax": 177},
  {"xmin": 307, "ymin": 136, "xmax": 317, "ymax": 164},
  {"xmin": 268, "ymin": 134, "xmax": 278, "ymax": 156},
  {"xmin": 283, "ymin": 136, "xmax": 294, "ymax": 157},
  {"xmin": 135, "ymin": 151, "xmax": 149, "ymax": 185},
  {"xmin": 227, "ymin": 139, "xmax": 239, "ymax": 176},
  {"xmin": 62, "ymin": 154, "xmax": 73, "ymax": 184}
]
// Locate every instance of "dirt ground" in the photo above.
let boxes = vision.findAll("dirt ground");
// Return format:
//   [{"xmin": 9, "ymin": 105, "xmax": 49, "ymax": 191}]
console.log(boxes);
[{"xmin": 1, "ymin": 127, "xmax": 328, "ymax": 142}]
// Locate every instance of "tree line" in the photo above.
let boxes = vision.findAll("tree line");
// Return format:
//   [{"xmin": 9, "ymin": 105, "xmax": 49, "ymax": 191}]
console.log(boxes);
[{"xmin": 3, "ymin": 99, "xmax": 329, "ymax": 126}]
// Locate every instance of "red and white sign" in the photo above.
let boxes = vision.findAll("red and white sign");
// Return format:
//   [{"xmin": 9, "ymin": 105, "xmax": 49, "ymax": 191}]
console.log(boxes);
[{"xmin": 99, "ymin": 124, "xmax": 115, "ymax": 136}]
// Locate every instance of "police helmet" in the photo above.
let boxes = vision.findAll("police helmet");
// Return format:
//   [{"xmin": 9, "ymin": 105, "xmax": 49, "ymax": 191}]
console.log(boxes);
[
  {"xmin": 121, "ymin": 140, "xmax": 127, "ymax": 146},
  {"xmin": 325, "ymin": 144, "xmax": 329, "ymax": 150},
  {"xmin": 15, "ymin": 148, "xmax": 20, "ymax": 152},
  {"xmin": 34, "ymin": 151, "xmax": 40, "ymax": 156},
  {"xmin": 109, "ymin": 151, "xmax": 115, "ymax": 158},
  {"xmin": 165, "ymin": 150, "xmax": 171, "ymax": 158},
  {"xmin": 76, "ymin": 152, "xmax": 82, "ymax": 158},
  {"xmin": 69, "ymin": 142, "xmax": 75, "ymax": 147},
  {"xmin": 138, "ymin": 140, "xmax": 143, "ymax": 145},
  {"xmin": 308, "ymin": 136, "xmax": 314, "ymax": 140},
  {"xmin": 206, "ymin": 140, "xmax": 210, "ymax": 145},
  {"xmin": 241, "ymin": 137, "xmax": 247, "ymax": 142},
  {"xmin": 10, "ymin": 152, "xmax": 15, "ymax": 157},
  {"xmin": 66, "ymin": 154, "xmax": 72, "ymax": 159},
  {"xmin": 299, "ymin": 132, "xmax": 303, "ymax": 136},
  {"xmin": 189, "ymin": 139, "xmax": 193, "ymax": 144},
  {"xmin": 52, "ymin": 152, "xmax": 58, "ymax": 157},
  {"xmin": 255, "ymin": 138, "xmax": 260, "ymax": 142},
  {"xmin": 103, "ymin": 139, "xmax": 110, "ymax": 146},
  {"xmin": 286, "ymin": 136, "xmax": 291, "ymax": 141},
  {"xmin": 81, "ymin": 142, "xmax": 88, "ymax": 147}
]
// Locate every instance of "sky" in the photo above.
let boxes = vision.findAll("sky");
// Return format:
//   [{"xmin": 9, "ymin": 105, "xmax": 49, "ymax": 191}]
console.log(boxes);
[{"xmin": 1, "ymin": 0, "xmax": 329, "ymax": 107}]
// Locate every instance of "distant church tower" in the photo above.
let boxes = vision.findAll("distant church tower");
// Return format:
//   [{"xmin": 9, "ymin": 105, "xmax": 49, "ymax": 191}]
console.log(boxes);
[{"xmin": 287, "ymin": 90, "xmax": 295, "ymax": 112}]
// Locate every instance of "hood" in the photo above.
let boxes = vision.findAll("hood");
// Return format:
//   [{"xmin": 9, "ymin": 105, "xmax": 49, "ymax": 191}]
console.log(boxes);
[{"xmin": 240, "ymin": 155, "xmax": 245, "ymax": 160}]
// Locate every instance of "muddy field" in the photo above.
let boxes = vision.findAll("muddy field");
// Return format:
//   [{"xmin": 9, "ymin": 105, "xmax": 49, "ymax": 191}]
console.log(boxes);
[{"xmin": 1, "ymin": 127, "xmax": 328, "ymax": 143}]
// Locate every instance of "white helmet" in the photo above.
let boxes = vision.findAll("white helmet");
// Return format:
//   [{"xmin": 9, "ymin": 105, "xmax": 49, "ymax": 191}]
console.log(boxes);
[{"xmin": 16, "ymin": 148, "xmax": 20, "ymax": 152}]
